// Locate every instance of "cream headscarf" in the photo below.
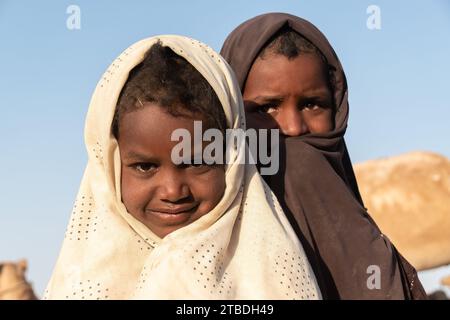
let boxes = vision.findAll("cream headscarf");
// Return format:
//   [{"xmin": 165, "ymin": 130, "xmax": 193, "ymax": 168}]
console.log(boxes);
[{"xmin": 44, "ymin": 35, "xmax": 321, "ymax": 300}]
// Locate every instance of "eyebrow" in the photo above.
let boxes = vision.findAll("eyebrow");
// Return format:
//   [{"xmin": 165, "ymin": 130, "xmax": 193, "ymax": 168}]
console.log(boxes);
[
  {"xmin": 249, "ymin": 96, "xmax": 285, "ymax": 108},
  {"xmin": 251, "ymin": 95, "xmax": 284, "ymax": 103},
  {"xmin": 251, "ymin": 88, "xmax": 332, "ymax": 103},
  {"xmin": 123, "ymin": 151, "xmax": 157, "ymax": 162},
  {"xmin": 123, "ymin": 148, "xmax": 204, "ymax": 162}
]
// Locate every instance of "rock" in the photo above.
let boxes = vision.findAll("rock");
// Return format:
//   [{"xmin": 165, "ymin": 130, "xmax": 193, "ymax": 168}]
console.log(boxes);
[{"xmin": 354, "ymin": 151, "xmax": 450, "ymax": 271}]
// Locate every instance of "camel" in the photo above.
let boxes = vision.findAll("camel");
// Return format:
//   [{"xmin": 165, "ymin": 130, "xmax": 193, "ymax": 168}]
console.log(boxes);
[
  {"xmin": 0, "ymin": 259, "xmax": 38, "ymax": 300},
  {"xmin": 354, "ymin": 151, "xmax": 450, "ymax": 271}
]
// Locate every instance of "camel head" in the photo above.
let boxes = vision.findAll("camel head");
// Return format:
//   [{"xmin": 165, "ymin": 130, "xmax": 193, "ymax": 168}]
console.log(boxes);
[{"xmin": 0, "ymin": 259, "xmax": 38, "ymax": 300}]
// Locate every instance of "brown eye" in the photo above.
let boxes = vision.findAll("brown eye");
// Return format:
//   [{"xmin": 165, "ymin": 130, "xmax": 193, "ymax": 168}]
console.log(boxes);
[
  {"xmin": 304, "ymin": 103, "xmax": 320, "ymax": 111},
  {"xmin": 259, "ymin": 104, "xmax": 278, "ymax": 114},
  {"xmin": 192, "ymin": 161, "xmax": 206, "ymax": 167},
  {"xmin": 134, "ymin": 163, "xmax": 156, "ymax": 173},
  {"xmin": 190, "ymin": 161, "xmax": 210, "ymax": 169}
]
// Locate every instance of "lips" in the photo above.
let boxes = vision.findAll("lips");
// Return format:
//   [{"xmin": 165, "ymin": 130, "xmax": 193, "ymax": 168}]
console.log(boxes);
[
  {"xmin": 149, "ymin": 204, "xmax": 199, "ymax": 215},
  {"xmin": 145, "ymin": 203, "xmax": 199, "ymax": 225}
]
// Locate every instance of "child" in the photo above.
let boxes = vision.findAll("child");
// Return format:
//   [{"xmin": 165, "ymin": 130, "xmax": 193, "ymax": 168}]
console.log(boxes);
[
  {"xmin": 112, "ymin": 41, "xmax": 228, "ymax": 239},
  {"xmin": 44, "ymin": 35, "xmax": 321, "ymax": 299},
  {"xmin": 221, "ymin": 13, "xmax": 426, "ymax": 299}
]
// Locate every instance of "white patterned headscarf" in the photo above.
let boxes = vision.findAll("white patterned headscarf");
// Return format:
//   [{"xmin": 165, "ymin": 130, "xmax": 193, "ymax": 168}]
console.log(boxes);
[{"xmin": 44, "ymin": 35, "xmax": 321, "ymax": 300}]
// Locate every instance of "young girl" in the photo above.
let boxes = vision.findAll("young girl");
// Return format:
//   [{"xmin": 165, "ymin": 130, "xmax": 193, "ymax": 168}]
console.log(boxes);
[
  {"xmin": 44, "ymin": 35, "xmax": 321, "ymax": 299},
  {"xmin": 221, "ymin": 13, "xmax": 426, "ymax": 299}
]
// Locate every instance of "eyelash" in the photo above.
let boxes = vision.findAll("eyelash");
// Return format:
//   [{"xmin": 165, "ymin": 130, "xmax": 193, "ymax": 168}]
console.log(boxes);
[
  {"xmin": 258, "ymin": 104, "xmax": 278, "ymax": 114},
  {"xmin": 131, "ymin": 161, "xmax": 214, "ymax": 174},
  {"xmin": 304, "ymin": 103, "xmax": 321, "ymax": 111},
  {"xmin": 132, "ymin": 163, "xmax": 157, "ymax": 173},
  {"xmin": 179, "ymin": 161, "xmax": 217, "ymax": 170},
  {"xmin": 259, "ymin": 101, "xmax": 324, "ymax": 113}
]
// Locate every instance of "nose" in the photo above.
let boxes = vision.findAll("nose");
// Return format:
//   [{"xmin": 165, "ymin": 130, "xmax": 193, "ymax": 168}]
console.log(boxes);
[
  {"xmin": 157, "ymin": 169, "xmax": 191, "ymax": 203},
  {"xmin": 276, "ymin": 106, "xmax": 309, "ymax": 136}
]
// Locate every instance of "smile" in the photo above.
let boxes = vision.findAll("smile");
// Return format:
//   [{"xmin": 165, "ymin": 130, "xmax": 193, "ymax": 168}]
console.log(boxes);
[{"xmin": 146, "ymin": 204, "xmax": 199, "ymax": 224}]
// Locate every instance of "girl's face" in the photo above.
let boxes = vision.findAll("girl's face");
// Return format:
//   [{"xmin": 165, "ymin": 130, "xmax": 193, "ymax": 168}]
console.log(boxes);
[
  {"xmin": 117, "ymin": 103, "xmax": 226, "ymax": 238},
  {"xmin": 243, "ymin": 53, "xmax": 334, "ymax": 136}
]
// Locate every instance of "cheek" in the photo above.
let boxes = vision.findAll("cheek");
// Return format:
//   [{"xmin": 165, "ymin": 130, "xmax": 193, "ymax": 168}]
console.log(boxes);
[
  {"xmin": 120, "ymin": 167, "xmax": 152, "ymax": 213},
  {"xmin": 192, "ymin": 168, "xmax": 226, "ymax": 211},
  {"xmin": 306, "ymin": 110, "xmax": 334, "ymax": 133}
]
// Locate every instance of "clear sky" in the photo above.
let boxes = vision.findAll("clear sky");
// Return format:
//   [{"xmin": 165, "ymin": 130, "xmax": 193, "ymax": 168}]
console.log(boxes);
[{"xmin": 1, "ymin": 0, "xmax": 449, "ymax": 296}]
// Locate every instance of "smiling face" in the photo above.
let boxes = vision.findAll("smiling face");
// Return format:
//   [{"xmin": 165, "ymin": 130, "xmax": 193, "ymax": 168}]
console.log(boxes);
[
  {"xmin": 117, "ymin": 103, "xmax": 226, "ymax": 238},
  {"xmin": 243, "ymin": 53, "xmax": 334, "ymax": 136}
]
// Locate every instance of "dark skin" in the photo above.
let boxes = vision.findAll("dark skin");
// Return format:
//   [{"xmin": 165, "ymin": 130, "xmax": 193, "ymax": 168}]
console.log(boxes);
[
  {"xmin": 117, "ymin": 103, "xmax": 226, "ymax": 238},
  {"xmin": 243, "ymin": 53, "xmax": 334, "ymax": 136}
]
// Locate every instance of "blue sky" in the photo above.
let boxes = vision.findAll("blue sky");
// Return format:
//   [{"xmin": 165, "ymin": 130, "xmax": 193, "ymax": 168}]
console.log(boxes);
[{"xmin": 0, "ymin": 1, "xmax": 449, "ymax": 296}]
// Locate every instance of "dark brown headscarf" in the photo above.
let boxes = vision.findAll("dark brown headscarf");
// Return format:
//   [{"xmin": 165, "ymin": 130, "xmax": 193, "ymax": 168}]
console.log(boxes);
[{"xmin": 221, "ymin": 12, "xmax": 427, "ymax": 300}]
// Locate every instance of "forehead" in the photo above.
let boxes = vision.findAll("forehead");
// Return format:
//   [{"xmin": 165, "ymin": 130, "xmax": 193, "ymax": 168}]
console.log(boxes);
[
  {"xmin": 245, "ymin": 53, "xmax": 330, "ymax": 94},
  {"xmin": 118, "ymin": 104, "xmax": 205, "ymax": 157}
]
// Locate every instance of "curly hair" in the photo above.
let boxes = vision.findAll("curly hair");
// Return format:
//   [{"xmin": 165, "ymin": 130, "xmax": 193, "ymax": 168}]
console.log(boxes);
[{"xmin": 112, "ymin": 41, "xmax": 228, "ymax": 138}]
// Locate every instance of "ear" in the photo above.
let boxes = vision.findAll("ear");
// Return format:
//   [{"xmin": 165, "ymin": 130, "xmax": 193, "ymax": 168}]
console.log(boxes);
[{"xmin": 17, "ymin": 259, "xmax": 28, "ymax": 274}]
